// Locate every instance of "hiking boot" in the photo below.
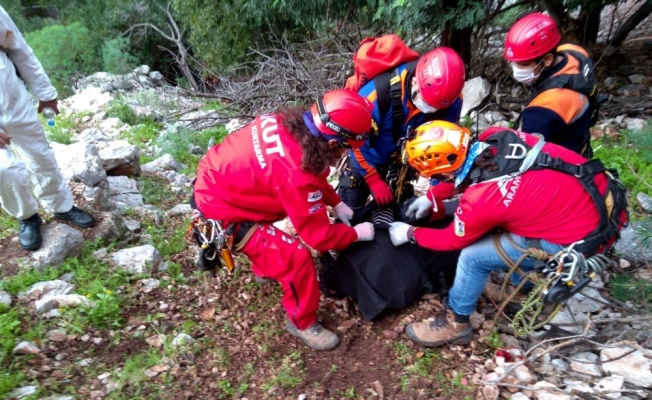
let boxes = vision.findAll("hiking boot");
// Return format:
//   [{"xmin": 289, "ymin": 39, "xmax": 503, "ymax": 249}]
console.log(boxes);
[
  {"xmin": 286, "ymin": 321, "xmax": 340, "ymax": 351},
  {"xmin": 53, "ymin": 206, "xmax": 96, "ymax": 227},
  {"xmin": 405, "ymin": 307, "xmax": 473, "ymax": 348},
  {"xmin": 483, "ymin": 281, "xmax": 527, "ymax": 304},
  {"xmin": 18, "ymin": 214, "xmax": 43, "ymax": 251}
]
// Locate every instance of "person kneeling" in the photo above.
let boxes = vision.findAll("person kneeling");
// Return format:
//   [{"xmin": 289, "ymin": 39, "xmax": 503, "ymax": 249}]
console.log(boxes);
[{"xmin": 388, "ymin": 121, "xmax": 628, "ymax": 347}]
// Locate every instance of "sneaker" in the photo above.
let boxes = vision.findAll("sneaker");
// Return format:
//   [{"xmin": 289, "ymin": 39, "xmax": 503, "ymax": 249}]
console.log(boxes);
[
  {"xmin": 483, "ymin": 281, "xmax": 527, "ymax": 304},
  {"xmin": 405, "ymin": 307, "xmax": 473, "ymax": 348},
  {"xmin": 286, "ymin": 321, "xmax": 340, "ymax": 351},
  {"xmin": 18, "ymin": 214, "xmax": 43, "ymax": 251},
  {"xmin": 53, "ymin": 206, "xmax": 95, "ymax": 228}
]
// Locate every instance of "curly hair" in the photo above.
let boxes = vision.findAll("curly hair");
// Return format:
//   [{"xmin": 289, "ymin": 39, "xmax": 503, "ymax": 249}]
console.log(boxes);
[{"xmin": 274, "ymin": 106, "xmax": 343, "ymax": 175}]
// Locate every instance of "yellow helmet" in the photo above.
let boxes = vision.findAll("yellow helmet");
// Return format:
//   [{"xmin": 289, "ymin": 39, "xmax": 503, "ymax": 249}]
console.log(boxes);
[{"xmin": 402, "ymin": 120, "xmax": 470, "ymax": 176}]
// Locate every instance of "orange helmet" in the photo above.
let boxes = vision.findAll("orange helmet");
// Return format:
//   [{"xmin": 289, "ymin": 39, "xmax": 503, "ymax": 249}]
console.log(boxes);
[
  {"xmin": 402, "ymin": 120, "xmax": 470, "ymax": 177},
  {"xmin": 504, "ymin": 13, "xmax": 561, "ymax": 62},
  {"xmin": 414, "ymin": 47, "xmax": 466, "ymax": 109},
  {"xmin": 310, "ymin": 89, "xmax": 374, "ymax": 148}
]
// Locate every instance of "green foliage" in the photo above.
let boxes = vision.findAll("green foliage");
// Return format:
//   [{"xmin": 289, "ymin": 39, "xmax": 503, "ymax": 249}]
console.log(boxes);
[
  {"xmin": 611, "ymin": 273, "xmax": 652, "ymax": 303},
  {"xmin": 637, "ymin": 220, "xmax": 652, "ymax": 249},
  {"xmin": 0, "ymin": 212, "xmax": 16, "ymax": 240},
  {"xmin": 171, "ymin": 0, "xmax": 375, "ymax": 70},
  {"xmin": 25, "ymin": 22, "xmax": 99, "ymax": 96},
  {"xmin": 153, "ymin": 125, "xmax": 227, "ymax": 172},
  {"xmin": 373, "ymin": 0, "xmax": 486, "ymax": 39},
  {"xmin": 45, "ymin": 126, "xmax": 74, "ymax": 144},
  {"xmin": 486, "ymin": 329, "xmax": 504, "ymax": 349},
  {"xmin": 102, "ymin": 37, "xmax": 138, "ymax": 74},
  {"xmin": 0, "ymin": 306, "xmax": 26, "ymax": 397},
  {"xmin": 106, "ymin": 98, "xmax": 139, "ymax": 125},
  {"xmin": 594, "ymin": 128, "xmax": 652, "ymax": 202},
  {"xmin": 262, "ymin": 350, "xmax": 304, "ymax": 390},
  {"xmin": 117, "ymin": 349, "xmax": 163, "ymax": 389},
  {"xmin": 405, "ymin": 349, "xmax": 440, "ymax": 376},
  {"xmin": 73, "ymin": 290, "xmax": 122, "ymax": 329},
  {"xmin": 0, "ymin": 307, "xmax": 22, "ymax": 364},
  {"xmin": 0, "ymin": 267, "xmax": 60, "ymax": 296},
  {"xmin": 145, "ymin": 221, "xmax": 187, "ymax": 258},
  {"xmin": 121, "ymin": 122, "xmax": 163, "ymax": 149},
  {"xmin": 138, "ymin": 175, "xmax": 171, "ymax": 207}
]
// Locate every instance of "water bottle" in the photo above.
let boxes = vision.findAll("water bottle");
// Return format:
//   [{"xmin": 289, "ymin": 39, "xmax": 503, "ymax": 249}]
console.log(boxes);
[{"xmin": 42, "ymin": 107, "xmax": 56, "ymax": 127}]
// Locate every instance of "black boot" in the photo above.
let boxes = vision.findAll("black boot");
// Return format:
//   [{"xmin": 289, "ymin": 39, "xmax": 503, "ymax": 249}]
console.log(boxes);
[
  {"xmin": 53, "ymin": 206, "xmax": 95, "ymax": 227},
  {"xmin": 18, "ymin": 214, "xmax": 43, "ymax": 251}
]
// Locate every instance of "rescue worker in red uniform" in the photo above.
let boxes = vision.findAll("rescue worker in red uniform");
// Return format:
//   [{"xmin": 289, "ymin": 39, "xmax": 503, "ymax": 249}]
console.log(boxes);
[
  {"xmin": 388, "ymin": 121, "xmax": 627, "ymax": 347},
  {"xmin": 193, "ymin": 90, "xmax": 376, "ymax": 351},
  {"xmin": 505, "ymin": 13, "xmax": 597, "ymax": 158}
]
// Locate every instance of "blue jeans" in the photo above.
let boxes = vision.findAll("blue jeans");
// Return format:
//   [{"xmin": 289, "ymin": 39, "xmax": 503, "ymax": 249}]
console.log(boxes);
[{"xmin": 447, "ymin": 233, "xmax": 565, "ymax": 316}]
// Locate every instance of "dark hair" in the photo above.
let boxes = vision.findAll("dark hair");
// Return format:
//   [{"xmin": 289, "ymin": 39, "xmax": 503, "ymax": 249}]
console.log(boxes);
[
  {"xmin": 274, "ymin": 106, "xmax": 342, "ymax": 175},
  {"xmin": 453, "ymin": 147, "xmax": 498, "ymax": 195}
]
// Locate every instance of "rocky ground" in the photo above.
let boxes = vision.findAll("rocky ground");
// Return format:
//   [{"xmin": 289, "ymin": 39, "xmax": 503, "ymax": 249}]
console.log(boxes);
[{"xmin": 0, "ymin": 37, "xmax": 652, "ymax": 400}]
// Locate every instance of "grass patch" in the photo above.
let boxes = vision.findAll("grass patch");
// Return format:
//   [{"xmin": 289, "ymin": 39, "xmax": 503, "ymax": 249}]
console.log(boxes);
[
  {"xmin": 120, "ymin": 121, "xmax": 163, "ymax": 149},
  {"xmin": 262, "ymin": 350, "xmax": 304, "ymax": 391},
  {"xmin": 594, "ymin": 126, "xmax": 652, "ymax": 204},
  {"xmin": 45, "ymin": 125, "xmax": 74, "ymax": 144},
  {"xmin": 138, "ymin": 175, "xmax": 171, "ymax": 206},
  {"xmin": 0, "ymin": 211, "xmax": 17, "ymax": 240}
]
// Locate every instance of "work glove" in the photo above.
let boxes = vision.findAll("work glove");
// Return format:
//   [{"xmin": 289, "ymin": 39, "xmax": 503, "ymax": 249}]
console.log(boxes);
[
  {"xmin": 353, "ymin": 222, "xmax": 375, "ymax": 241},
  {"xmin": 365, "ymin": 173, "xmax": 395, "ymax": 206},
  {"xmin": 333, "ymin": 201, "xmax": 354, "ymax": 227},
  {"xmin": 406, "ymin": 195, "xmax": 446, "ymax": 221},
  {"xmin": 389, "ymin": 221, "xmax": 412, "ymax": 246}
]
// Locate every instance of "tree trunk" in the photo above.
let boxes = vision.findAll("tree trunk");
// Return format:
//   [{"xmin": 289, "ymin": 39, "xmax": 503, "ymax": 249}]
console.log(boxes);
[
  {"xmin": 579, "ymin": 6, "xmax": 602, "ymax": 45},
  {"xmin": 607, "ymin": 0, "xmax": 652, "ymax": 50},
  {"xmin": 539, "ymin": 0, "xmax": 566, "ymax": 27},
  {"xmin": 439, "ymin": 0, "xmax": 473, "ymax": 67},
  {"xmin": 441, "ymin": 25, "xmax": 473, "ymax": 67}
]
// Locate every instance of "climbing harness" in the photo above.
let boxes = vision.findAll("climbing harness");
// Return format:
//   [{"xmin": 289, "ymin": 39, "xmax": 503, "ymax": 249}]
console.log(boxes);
[
  {"xmin": 186, "ymin": 210, "xmax": 236, "ymax": 274},
  {"xmin": 491, "ymin": 234, "xmax": 613, "ymax": 336}
]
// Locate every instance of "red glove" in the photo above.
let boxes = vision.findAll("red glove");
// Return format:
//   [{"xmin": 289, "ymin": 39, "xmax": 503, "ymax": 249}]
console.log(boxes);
[
  {"xmin": 365, "ymin": 173, "xmax": 394, "ymax": 206},
  {"xmin": 426, "ymin": 188, "xmax": 447, "ymax": 221}
]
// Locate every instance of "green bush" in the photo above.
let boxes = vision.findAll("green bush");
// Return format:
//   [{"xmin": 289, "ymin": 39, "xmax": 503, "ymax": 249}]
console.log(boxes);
[
  {"xmin": 106, "ymin": 97, "xmax": 138, "ymax": 125},
  {"xmin": 154, "ymin": 125, "xmax": 227, "ymax": 172},
  {"xmin": 102, "ymin": 36, "xmax": 138, "ymax": 74},
  {"xmin": 25, "ymin": 22, "xmax": 99, "ymax": 97},
  {"xmin": 594, "ymin": 127, "xmax": 652, "ymax": 201}
]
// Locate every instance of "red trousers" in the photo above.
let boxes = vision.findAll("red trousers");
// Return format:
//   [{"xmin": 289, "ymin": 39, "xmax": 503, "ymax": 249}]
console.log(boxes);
[{"xmin": 240, "ymin": 224, "xmax": 319, "ymax": 330}]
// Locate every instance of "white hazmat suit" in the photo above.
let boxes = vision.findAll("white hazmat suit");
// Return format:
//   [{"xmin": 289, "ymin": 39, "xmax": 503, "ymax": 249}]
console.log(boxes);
[{"xmin": 0, "ymin": 5, "xmax": 74, "ymax": 220}]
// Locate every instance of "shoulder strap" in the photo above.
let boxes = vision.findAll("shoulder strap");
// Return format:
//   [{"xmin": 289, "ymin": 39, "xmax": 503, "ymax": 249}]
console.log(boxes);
[
  {"xmin": 529, "ymin": 49, "xmax": 596, "ymax": 101},
  {"xmin": 373, "ymin": 68, "xmax": 404, "ymax": 143},
  {"xmin": 373, "ymin": 61, "xmax": 418, "ymax": 145}
]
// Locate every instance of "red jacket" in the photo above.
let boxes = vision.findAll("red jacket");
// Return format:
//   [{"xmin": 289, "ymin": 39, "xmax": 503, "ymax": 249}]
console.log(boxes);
[
  {"xmin": 415, "ymin": 130, "xmax": 608, "ymax": 251},
  {"xmin": 194, "ymin": 114, "xmax": 359, "ymax": 252}
]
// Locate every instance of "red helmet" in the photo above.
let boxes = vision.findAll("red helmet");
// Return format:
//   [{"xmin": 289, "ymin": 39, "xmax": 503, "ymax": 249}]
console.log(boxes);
[
  {"xmin": 504, "ymin": 13, "xmax": 561, "ymax": 62},
  {"xmin": 414, "ymin": 47, "xmax": 466, "ymax": 109},
  {"xmin": 311, "ymin": 89, "xmax": 374, "ymax": 148}
]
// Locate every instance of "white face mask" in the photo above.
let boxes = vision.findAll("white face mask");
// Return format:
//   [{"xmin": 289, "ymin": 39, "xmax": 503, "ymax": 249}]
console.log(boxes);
[
  {"xmin": 411, "ymin": 91, "xmax": 439, "ymax": 114},
  {"xmin": 511, "ymin": 61, "xmax": 542, "ymax": 84}
]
